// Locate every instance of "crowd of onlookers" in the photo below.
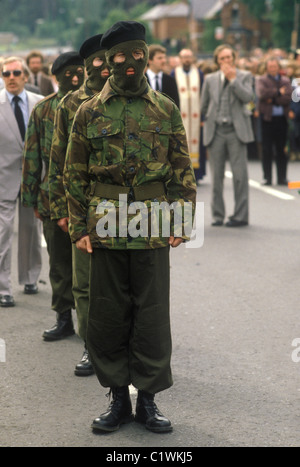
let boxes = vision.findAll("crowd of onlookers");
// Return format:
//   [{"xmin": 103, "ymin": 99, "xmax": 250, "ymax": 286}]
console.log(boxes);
[{"xmin": 1, "ymin": 44, "xmax": 300, "ymax": 166}]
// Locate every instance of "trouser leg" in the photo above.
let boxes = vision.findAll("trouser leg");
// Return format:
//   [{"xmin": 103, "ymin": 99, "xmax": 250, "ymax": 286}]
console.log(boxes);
[
  {"xmin": 72, "ymin": 244, "xmax": 90, "ymax": 341},
  {"xmin": 227, "ymin": 131, "xmax": 249, "ymax": 223},
  {"xmin": 129, "ymin": 247, "xmax": 172, "ymax": 394},
  {"xmin": 261, "ymin": 120, "xmax": 273, "ymax": 183},
  {"xmin": 87, "ymin": 249, "xmax": 132, "ymax": 388},
  {"xmin": 0, "ymin": 199, "xmax": 16, "ymax": 295},
  {"xmin": 273, "ymin": 116, "xmax": 288, "ymax": 183},
  {"xmin": 208, "ymin": 128, "xmax": 227, "ymax": 222},
  {"xmin": 18, "ymin": 199, "xmax": 42, "ymax": 285},
  {"xmin": 43, "ymin": 218, "xmax": 74, "ymax": 313}
]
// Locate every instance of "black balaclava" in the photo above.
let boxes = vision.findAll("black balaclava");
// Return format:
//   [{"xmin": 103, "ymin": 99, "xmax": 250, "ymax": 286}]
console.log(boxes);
[
  {"xmin": 51, "ymin": 51, "xmax": 85, "ymax": 96},
  {"xmin": 56, "ymin": 65, "xmax": 85, "ymax": 96},
  {"xmin": 106, "ymin": 40, "xmax": 148, "ymax": 97},
  {"xmin": 100, "ymin": 21, "xmax": 149, "ymax": 97},
  {"xmin": 85, "ymin": 49, "xmax": 110, "ymax": 92},
  {"xmin": 79, "ymin": 34, "xmax": 110, "ymax": 93}
]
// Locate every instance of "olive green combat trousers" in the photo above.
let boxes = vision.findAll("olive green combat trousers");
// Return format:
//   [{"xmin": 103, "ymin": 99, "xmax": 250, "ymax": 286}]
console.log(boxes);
[
  {"xmin": 72, "ymin": 244, "xmax": 90, "ymax": 341},
  {"xmin": 43, "ymin": 218, "xmax": 74, "ymax": 314},
  {"xmin": 87, "ymin": 247, "xmax": 173, "ymax": 394}
]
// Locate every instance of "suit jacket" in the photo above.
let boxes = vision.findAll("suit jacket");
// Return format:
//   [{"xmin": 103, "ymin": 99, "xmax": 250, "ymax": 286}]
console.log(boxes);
[
  {"xmin": 201, "ymin": 69, "xmax": 254, "ymax": 146},
  {"xmin": 0, "ymin": 88, "xmax": 43, "ymax": 200},
  {"xmin": 28, "ymin": 72, "xmax": 55, "ymax": 96},
  {"xmin": 255, "ymin": 73, "xmax": 292, "ymax": 122},
  {"xmin": 146, "ymin": 71, "xmax": 180, "ymax": 108}
]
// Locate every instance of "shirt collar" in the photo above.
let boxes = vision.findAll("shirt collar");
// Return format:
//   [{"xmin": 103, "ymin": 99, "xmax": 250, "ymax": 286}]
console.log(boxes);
[
  {"xmin": 6, "ymin": 88, "xmax": 27, "ymax": 104},
  {"xmin": 147, "ymin": 69, "xmax": 162, "ymax": 79}
]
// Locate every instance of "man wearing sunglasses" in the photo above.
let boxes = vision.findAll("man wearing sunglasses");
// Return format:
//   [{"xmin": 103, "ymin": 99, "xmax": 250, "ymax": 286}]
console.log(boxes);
[{"xmin": 0, "ymin": 56, "xmax": 44, "ymax": 307}]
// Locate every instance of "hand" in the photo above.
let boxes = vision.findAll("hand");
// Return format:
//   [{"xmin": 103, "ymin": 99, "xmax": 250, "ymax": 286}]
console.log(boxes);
[
  {"xmin": 57, "ymin": 217, "xmax": 69, "ymax": 233},
  {"xmin": 33, "ymin": 207, "xmax": 43, "ymax": 221},
  {"xmin": 76, "ymin": 235, "xmax": 93, "ymax": 254},
  {"xmin": 279, "ymin": 86, "xmax": 286, "ymax": 95},
  {"xmin": 289, "ymin": 110, "xmax": 295, "ymax": 120},
  {"xmin": 221, "ymin": 63, "xmax": 236, "ymax": 81},
  {"xmin": 168, "ymin": 236, "xmax": 183, "ymax": 248}
]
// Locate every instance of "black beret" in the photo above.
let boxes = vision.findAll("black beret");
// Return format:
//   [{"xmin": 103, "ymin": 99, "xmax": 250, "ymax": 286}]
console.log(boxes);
[
  {"xmin": 51, "ymin": 51, "xmax": 84, "ymax": 75},
  {"xmin": 100, "ymin": 21, "xmax": 146, "ymax": 50},
  {"xmin": 79, "ymin": 34, "xmax": 104, "ymax": 59}
]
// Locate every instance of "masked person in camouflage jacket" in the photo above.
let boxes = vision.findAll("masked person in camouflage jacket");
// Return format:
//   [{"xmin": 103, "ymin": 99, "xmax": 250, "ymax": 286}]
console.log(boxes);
[
  {"xmin": 21, "ymin": 52, "xmax": 84, "ymax": 352},
  {"xmin": 64, "ymin": 21, "xmax": 196, "ymax": 434},
  {"xmin": 48, "ymin": 35, "xmax": 110, "ymax": 377}
]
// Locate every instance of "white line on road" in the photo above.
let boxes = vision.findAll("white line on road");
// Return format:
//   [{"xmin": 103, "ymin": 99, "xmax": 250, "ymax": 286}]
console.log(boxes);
[
  {"xmin": 0, "ymin": 338, "xmax": 6, "ymax": 362},
  {"xmin": 225, "ymin": 171, "xmax": 295, "ymax": 201}
]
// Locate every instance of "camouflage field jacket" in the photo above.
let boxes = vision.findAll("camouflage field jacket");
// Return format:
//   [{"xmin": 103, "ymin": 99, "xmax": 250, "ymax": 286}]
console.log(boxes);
[
  {"xmin": 21, "ymin": 91, "xmax": 64, "ymax": 218},
  {"xmin": 49, "ymin": 83, "xmax": 94, "ymax": 220},
  {"xmin": 64, "ymin": 81, "xmax": 197, "ymax": 249}
]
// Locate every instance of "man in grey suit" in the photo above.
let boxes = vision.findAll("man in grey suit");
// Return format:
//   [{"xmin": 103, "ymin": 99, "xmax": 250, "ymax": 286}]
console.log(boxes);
[
  {"xmin": 0, "ymin": 56, "xmax": 43, "ymax": 307},
  {"xmin": 201, "ymin": 44, "xmax": 254, "ymax": 227}
]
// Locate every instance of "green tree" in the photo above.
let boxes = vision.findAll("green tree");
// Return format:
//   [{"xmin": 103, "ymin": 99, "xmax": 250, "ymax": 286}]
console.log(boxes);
[
  {"xmin": 271, "ymin": 0, "xmax": 295, "ymax": 49},
  {"xmin": 240, "ymin": 0, "xmax": 269, "ymax": 18}
]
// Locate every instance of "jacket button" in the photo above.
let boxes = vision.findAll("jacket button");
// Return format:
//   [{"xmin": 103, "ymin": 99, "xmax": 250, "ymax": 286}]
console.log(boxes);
[{"xmin": 101, "ymin": 129, "xmax": 107, "ymax": 135}]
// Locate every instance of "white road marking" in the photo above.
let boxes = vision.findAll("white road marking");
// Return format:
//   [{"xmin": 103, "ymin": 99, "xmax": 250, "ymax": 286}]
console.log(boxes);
[
  {"xmin": 225, "ymin": 171, "xmax": 295, "ymax": 201},
  {"xmin": 0, "ymin": 338, "xmax": 6, "ymax": 362}
]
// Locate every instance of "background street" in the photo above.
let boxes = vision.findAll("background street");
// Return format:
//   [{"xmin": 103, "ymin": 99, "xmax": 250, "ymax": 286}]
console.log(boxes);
[{"xmin": 1, "ymin": 158, "xmax": 300, "ymax": 447}]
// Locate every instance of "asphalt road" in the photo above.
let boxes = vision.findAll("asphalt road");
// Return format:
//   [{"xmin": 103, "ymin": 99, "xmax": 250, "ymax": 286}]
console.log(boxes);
[{"xmin": 1, "ymin": 159, "xmax": 300, "ymax": 448}]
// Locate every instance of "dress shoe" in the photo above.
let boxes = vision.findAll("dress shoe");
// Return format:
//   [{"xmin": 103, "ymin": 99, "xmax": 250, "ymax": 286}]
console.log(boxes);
[
  {"xmin": 135, "ymin": 390, "xmax": 173, "ymax": 433},
  {"xmin": 211, "ymin": 220, "xmax": 223, "ymax": 226},
  {"xmin": 74, "ymin": 347, "xmax": 94, "ymax": 376},
  {"xmin": 91, "ymin": 386, "xmax": 134, "ymax": 432},
  {"xmin": 43, "ymin": 310, "xmax": 75, "ymax": 341},
  {"xmin": 24, "ymin": 283, "xmax": 38, "ymax": 294},
  {"xmin": 277, "ymin": 180, "xmax": 288, "ymax": 186},
  {"xmin": 261, "ymin": 180, "xmax": 271, "ymax": 186},
  {"xmin": 225, "ymin": 219, "xmax": 248, "ymax": 227},
  {"xmin": 0, "ymin": 295, "xmax": 15, "ymax": 307}
]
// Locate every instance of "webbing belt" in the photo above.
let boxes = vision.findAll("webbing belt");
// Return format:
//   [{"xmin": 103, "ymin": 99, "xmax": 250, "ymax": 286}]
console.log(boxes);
[{"xmin": 93, "ymin": 182, "xmax": 166, "ymax": 201}]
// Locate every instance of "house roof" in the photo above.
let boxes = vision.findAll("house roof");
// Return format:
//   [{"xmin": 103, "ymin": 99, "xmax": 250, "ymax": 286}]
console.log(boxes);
[
  {"xmin": 140, "ymin": 0, "xmax": 230, "ymax": 22},
  {"xmin": 196, "ymin": 0, "xmax": 231, "ymax": 20},
  {"xmin": 140, "ymin": 3, "xmax": 188, "ymax": 21}
]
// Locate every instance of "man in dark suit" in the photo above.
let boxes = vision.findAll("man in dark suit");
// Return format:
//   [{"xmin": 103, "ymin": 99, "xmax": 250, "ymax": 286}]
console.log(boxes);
[
  {"xmin": 146, "ymin": 44, "xmax": 180, "ymax": 108},
  {"xmin": 256, "ymin": 57, "xmax": 292, "ymax": 186},
  {"xmin": 26, "ymin": 51, "xmax": 55, "ymax": 96}
]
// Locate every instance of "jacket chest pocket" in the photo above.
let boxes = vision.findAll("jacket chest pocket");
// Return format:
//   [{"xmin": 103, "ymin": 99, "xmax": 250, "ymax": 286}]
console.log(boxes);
[
  {"xmin": 87, "ymin": 121, "xmax": 123, "ymax": 165},
  {"xmin": 139, "ymin": 120, "xmax": 172, "ymax": 162}
]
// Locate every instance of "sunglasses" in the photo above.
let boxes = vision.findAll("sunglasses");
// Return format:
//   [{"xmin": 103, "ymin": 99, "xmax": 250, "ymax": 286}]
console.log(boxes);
[{"xmin": 2, "ymin": 70, "xmax": 22, "ymax": 78}]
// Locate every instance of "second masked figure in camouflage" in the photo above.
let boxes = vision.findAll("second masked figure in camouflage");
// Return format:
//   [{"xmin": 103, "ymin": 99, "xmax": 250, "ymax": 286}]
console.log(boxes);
[
  {"xmin": 64, "ymin": 22, "xmax": 196, "ymax": 434},
  {"xmin": 49, "ymin": 34, "xmax": 110, "ymax": 376},
  {"xmin": 21, "ymin": 52, "xmax": 84, "ymax": 361}
]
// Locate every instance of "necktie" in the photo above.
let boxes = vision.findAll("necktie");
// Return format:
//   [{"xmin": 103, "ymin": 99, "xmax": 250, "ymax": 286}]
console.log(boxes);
[
  {"xmin": 155, "ymin": 74, "xmax": 160, "ymax": 91},
  {"xmin": 13, "ymin": 95, "xmax": 25, "ymax": 141},
  {"xmin": 224, "ymin": 77, "xmax": 229, "ymax": 88},
  {"xmin": 34, "ymin": 75, "xmax": 38, "ymax": 87}
]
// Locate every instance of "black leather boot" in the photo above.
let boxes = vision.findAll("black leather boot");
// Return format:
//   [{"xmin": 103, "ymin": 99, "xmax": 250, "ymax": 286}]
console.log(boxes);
[
  {"xmin": 135, "ymin": 390, "xmax": 173, "ymax": 433},
  {"xmin": 91, "ymin": 386, "xmax": 134, "ymax": 432},
  {"xmin": 74, "ymin": 345, "xmax": 94, "ymax": 376},
  {"xmin": 42, "ymin": 310, "xmax": 75, "ymax": 341}
]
